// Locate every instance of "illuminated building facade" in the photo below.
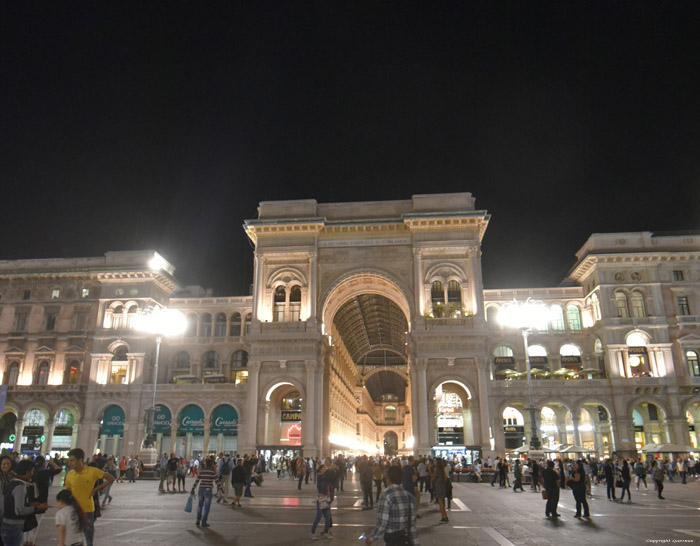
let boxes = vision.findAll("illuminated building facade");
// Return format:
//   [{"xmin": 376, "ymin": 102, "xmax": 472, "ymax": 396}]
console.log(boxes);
[{"xmin": 0, "ymin": 194, "xmax": 698, "ymax": 460}]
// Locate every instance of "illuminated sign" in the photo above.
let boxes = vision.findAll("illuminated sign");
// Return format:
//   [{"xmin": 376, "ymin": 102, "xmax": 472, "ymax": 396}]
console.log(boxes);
[{"xmin": 281, "ymin": 410, "xmax": 301, "ymax": 422}]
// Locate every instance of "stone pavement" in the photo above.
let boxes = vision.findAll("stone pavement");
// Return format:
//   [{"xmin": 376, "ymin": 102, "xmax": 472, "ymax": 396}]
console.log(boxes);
[{"xmin": 34, "ymin": 471, "xmax": 700, "ymax": 545}]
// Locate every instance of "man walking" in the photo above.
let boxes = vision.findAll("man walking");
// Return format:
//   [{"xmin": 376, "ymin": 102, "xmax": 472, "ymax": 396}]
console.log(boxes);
[
  {"xmin": 635, "ymin": 458, "xmax": 648, "ymax": 490},
  {"xmin": 604, "ymin": 458, "xmax": 616, "ymax": 500},
  {"xmin": 65, "ymin": 448, "xmax": 114, "ymax": 546},
  {"xmin": 365, "ymin": 465, "xmax": 419, "ymax": 545}
]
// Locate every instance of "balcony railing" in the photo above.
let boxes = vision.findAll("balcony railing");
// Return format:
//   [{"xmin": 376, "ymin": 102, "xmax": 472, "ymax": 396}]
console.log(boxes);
[
  {"xmin": 425, "ymin": 316, "xmax": 474, "ymax": 329},
  {"xmin": 259, "ymin": 321, "xmax": 308, "ymax": 333}
]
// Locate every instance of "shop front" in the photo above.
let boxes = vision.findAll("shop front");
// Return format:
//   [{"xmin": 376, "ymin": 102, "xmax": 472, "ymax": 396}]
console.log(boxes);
[
  {"xmin": 210, "ymin": 404, "xmax": 238, "ymax": 455},
  {"xmin": 260, "ymin": 409, "xmax": 303, "ymax": 462},
  {"xmin": 176, "ymin": 404, "xmax": 204, "ymax": 458},
  {"xmin": 21, "ymin": 409, "xmax": 46, "ymax": 456},
  {"xmin": 153, "ymin": 404, "xmax": 172, "ymax": 454},
  {"xmin": 99, "ymin": 405, "xmax": 125, "ymax": 456}
]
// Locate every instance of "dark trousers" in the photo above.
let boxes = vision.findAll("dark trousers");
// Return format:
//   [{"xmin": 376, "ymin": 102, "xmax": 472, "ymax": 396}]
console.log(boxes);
[
  {"xmin": 606, "ymin": 480, "xmax": 616, "ymax": 499},
  {"xmin": 491, "ymin": 471, "xmax": 499, "ymax": 486},
  {"xmin": 244, "ymin": 475, "xmax": 253, "ymax": 496},
  {"xmin": 362, "ymin": 481, "xmax": 373, "ymax": 507},
  {"xmin": 339, "ymin": 471, "xmax": 344, "ymax": 491},
  {"xmin": 374, "ymin": 478, "xmax": 382, "ymax": 502},
  {"xmin": 573, "ymin": 488, "xmax": 590, "ymax": 517},
  {"xmin": 298, "ymin": 473, "xmax": 304, "ymax": 489},
  {"xmin": 545, "ymin": 487, "xmax": 559, "ymax": 516},
  {"xmin": 655, "ymin": 479, "xmax": 664, "ymax": 498},
  {"xmin": 681, "ymin": 471, "xmax": 687, "ymax": 484},
  {"xmin": 620, "ymin": 480, "xmax": 631, "ymax": 501},
  {"xmin": 419, "ymin": 476, "xmax": 427, "ymax": 492}
]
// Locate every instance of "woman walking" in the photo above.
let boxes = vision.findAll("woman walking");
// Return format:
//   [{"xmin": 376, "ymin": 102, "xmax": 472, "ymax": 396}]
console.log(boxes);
[
  {"xmin": 652, "ymin": 460, "xmax": 665, "ymax": 500},
  {"xmin": 310, "ymin": 464, "xmax": 332, "ymax": 540},
  {"xmin": 431, "ymin": 458, "xmax": 449, "ymax": 524},
  {"xmin": 619, "ymin": 459, "xmax": 632, "ymax": 502},
  {"xmin": 513, "ymin": 460, "xmax": 525, "ymax": 492},
  {"xmin": 566, "ymin": 460, "xmax": 590, "ymax": 518}
]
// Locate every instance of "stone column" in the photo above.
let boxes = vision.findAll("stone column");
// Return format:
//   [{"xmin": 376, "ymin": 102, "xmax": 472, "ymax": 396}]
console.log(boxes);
[
  {"xmin": 241, "ymin": 361, "xmax": 261, "ymax": 454},
  {"xmin": 308, "ymin": 252, "xmax": 317, "ymax": 319},
  {"xmin": 303, "ymin": 361, "xmax": 318, "ymax": 455},
  {"xmin": 169, "ymin": 423, "xmax": 178, "ymax": 453},
  {"xmin": 253, "ymin": 253, "xmax": 263, "ymax": 319},
  {"xmin": 263, "ymin": 402, "xmax": 271, "ymax": 445},
  {"xmin": 668, "ymin": 418, "xmax": 689, "ymax": 446},
  {"xmin": 556, "ymin": 414, "xmax": 568, "ymax": 446},
  {"xmin": 476, "ymin": 359, "xmax": 493, "ymax": 457},
  {"xmin": 572, "ymin": 415, "xmax": 582, "ymax": 447},
  {"xmin": 13, "ymin": 418, "xmax": 24, "ymax": 453},
  {"xmin": 43, "ymin": 420, "xmax": 55, "ymax": 454},
  {"xmin": 415, "ymin": 360, "xmax": 430, "ymax": 453},
  {"xmin": 202, "ymin": 422, "xmax": 211, "ymax": 455},
  {"xmin": 412, "ymin": 248, "xmax": 424, "ymax": 316},
  {"xmin": 409, "ymin": 365, "xmax": 421, "ymax": 450},
  {"xmin": 71, "ymin": 423, "xmax": 80, "ymax": 450}
]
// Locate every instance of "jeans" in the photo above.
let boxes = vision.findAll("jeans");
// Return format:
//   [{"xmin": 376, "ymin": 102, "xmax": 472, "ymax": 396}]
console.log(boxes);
[
  {"xmin": 244, "ymin": 475, "xmax": 253, "ymax": 496},
  {"xmin": 572, "ymin": 488, "xmax": 590, "ymax": 517},
  {"xmin": 0, "ymin": 524, "xmax": 24, "ymax": 546},
  {"xmin": 635, "ymin": 475, "xmax": 647, "ymax": 488},
  {"xmin": 681, "ymin": 471, "xmax": 687, "ymax": 484},
  {"xmin": 298, "ymin": 473, "xmax": 304, "ymax": 490},
  {"xmin": 159, "ymin": 469, "xmax": 167, "ymax": 490},
  {"xmin": 362, "ymin": 481, "xmax": 373, "ymax": 507},
  {"xmin": 311, "ymin": 501, "xmax": 331, "ymax": 535},
  {"xmin": 655, "ymin": 479, "xmax": 664, "ymax": 498},
  {"xmin": 374, "ymin": 478, "xmax": 382, "ymax": 502},
  {"xmin": 85, "ymin": 511, "xmax": 95, "ymax": 546},
  {"xmin": 197, "ymin": 488, "xmax": 213, "ymax": 524},
  {"xmin": 339, "ymin": 471, "xmax": 344, "ymax": 491},
  {"xmin": 606, "ymin": 480, "xmax": 616, "ymax": 499},
  {"xmin": 620, "ymin": 480, "xmax": 631, "ymax": 501},
  {"xmin": 545, "ymin": 487, "xmax": 559, "ymax": 516}
]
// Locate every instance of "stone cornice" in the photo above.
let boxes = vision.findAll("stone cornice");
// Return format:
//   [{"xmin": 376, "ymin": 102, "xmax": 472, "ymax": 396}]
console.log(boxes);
[
  {"xmin": 569, "ymin": 252, "xmax": 700, "ymax": 282},
  {"xmin": 403, "ymin": 212, "xmax": 490, "ymax": 242},
  {"xmin": 0, "ymin": 270, "xmax": 179, "ymax": 292}
]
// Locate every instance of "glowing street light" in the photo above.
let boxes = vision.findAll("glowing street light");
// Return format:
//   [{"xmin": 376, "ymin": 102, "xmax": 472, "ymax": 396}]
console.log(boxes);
[
  {"xmin": 134, "ymin": 307, "xmax": 186, "ymax": 448},
  {"xmin": 498, "ymin": 298, "xmax": 551, "ymax": 451}
]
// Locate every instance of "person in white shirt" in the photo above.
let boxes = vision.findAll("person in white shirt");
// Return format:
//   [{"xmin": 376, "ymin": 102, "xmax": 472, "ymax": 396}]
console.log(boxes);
[{"xmin": 55, "ymin": 489, "xmax": 89, "ymax": 546}]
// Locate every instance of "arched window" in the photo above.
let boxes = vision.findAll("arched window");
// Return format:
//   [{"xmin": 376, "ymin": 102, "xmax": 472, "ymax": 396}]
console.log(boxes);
[
  {"xmin": 125, "ymin": 304, "xmax": 139, "ymax": 329},
  {"xmin": 202, "ymin": 350, "xmax": 219, "ymax": 371},
  {"xmin": 630, "ymin": 291, "xmax": 646, "ymax": 318},
  {"xmin": 527, "ymin": 344, "xmax": 548, "ymax": 357},
  {"xmin": 447, "ymin": 281, "xmax": 461, "ymax": 303},
  {"xmin": 626, "ymin": 332, "xmax": 648, "ymax": 347},
  {"xmin": 594, "ymin": 338, "xmax": 603, "ymax": 353},
  {"xmin": 173, "ymin": 351, "xmax": 190, "ymax": 370},
  {"xmin": 493, "ymin": 345, "xmax": 514, "ymax": 357},
  {"xmin": 566, "ymin": 305, "xmax": 582, "ymax": 331},
  {"xmin": 229, "ymin": 313, "xmax": 242, "ymax": 336},
  {"xmin": 110, "ymin": 346, "xmax": 128, "ymax": 385},
  {"xmin": 431, "ymin": 281, "xmax": 445, "ymax": 313},
  {"xmin": 200, "ymin": 313, "xmax": 212, "ymax": 337},
  {"xmin": 65, "ymin": 360, "xmax": 81, "ymax": 384},
  {"xmin": 687, "ymin": 350, "xmax": 699, "ymax": 377},
  {"xmin": 214, "ymin": 313, "xmax": 227, "ymax": 337},
  {"xmin": 615, "ymin": 292, "xmax": 629, "ymax": 318},
  {"xmin": 551, "ymin": 305, "xmax": 565, "ymax": 331},
  {"xmin": 111, "ymin": 305, "xmax": 124, "ymax": 330},
  {"xmin": 274, "ymin": 286, "xmax": 286, "ymax": 322},
  {"xmin": 232, "ymin": 350, "xmax": 248, "ymax": 368},
  {"xmin": 35, "ymin": 360, "xmax": 50, "ymax": 385},
  {"xmin": 385, "ymin": 405, "xmax": 396, "ymax": 422},
  {"xmin": 289, "ymin": 285, "xmax": 302, "ymax": 321},
  {"xmin": 244, "ymin": 314, "xmax": 251, "ymax": 335},
  {"xmin": 5, "ymin": 362, "xmax": 19, "ymax": 386},
  {"xmin": 486, "ymin": 307, "xmax": 499, "ymax": 323},
  {"xmin": 185, "ymin": 314, "xmax": 197, "ymax": 337},
  {"xmin": 560, "ymin": 343, "xmax": 582, "ymax": 356}
]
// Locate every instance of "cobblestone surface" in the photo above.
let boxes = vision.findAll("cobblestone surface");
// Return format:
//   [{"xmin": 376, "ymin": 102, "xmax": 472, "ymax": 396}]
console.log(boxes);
[{"xmin": 34, "ymin": 472, "xmax": 700, "ymax": 545}]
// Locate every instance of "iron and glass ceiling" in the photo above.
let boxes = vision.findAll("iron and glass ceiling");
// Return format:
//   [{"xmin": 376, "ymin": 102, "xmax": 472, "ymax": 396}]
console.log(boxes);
[{"xmin": 333, "ymin": 294, "xmax": 409, "ymax": 403}]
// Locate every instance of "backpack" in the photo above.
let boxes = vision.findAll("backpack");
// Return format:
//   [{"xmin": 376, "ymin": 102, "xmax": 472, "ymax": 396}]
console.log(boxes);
[{"xmin": 222, "ymin": 458, "xmax": 232, "ymax": 475}]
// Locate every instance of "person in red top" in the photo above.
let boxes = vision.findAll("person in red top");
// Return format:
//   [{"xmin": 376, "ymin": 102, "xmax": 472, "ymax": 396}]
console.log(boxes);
[{"xmin": 118, "ymin": 457, "xmax": 127, "ymax": 482}]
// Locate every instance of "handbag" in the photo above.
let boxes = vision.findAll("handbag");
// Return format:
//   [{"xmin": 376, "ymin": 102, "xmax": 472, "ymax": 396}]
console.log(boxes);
[
  {"xmin": 317, "ymin": 494, "xmax": 331, "ymax": 510},
  {"xmin": 185, "ymin": 492, "xmax": 194, "ymax": 513},
  {"xmin": 541, "ymin": 489, "xmax": 548, "ymax": 500},
  {"xmin": 615, "ymin": 479, "xmax": 623, "ymax": 488}
]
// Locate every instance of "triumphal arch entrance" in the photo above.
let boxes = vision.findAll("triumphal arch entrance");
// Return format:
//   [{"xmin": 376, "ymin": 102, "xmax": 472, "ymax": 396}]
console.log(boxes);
[{"xmin": 240, "ymin": 193, "xmax": 491, "ymax": 461}]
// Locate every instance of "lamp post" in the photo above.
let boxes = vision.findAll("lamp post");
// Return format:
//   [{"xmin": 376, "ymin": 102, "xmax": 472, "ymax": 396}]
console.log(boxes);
[
  {"xmin": 134, "ymin": 306, "xmax": 186, "ymax": 449},
  {"xmin": 498, "ymin": 298, "xmax": 551, "ymax": 451}
]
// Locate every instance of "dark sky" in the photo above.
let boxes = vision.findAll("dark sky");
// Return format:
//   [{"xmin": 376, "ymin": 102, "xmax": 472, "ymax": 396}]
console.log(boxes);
[{"xmin": 2, "ymin": 2, "xmax": 699, "ymax": 295}]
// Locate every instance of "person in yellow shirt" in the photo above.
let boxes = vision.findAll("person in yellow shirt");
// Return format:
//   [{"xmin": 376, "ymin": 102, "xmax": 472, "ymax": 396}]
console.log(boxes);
[{"xmin": 64, "ymin": 448, "xmax": 114, "ymax": 546}]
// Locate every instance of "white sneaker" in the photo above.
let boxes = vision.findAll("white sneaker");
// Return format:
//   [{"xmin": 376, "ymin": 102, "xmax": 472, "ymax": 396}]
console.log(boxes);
[
  {"xmin": 310, "ymin": 532, "xmax": 318, "ymax": 540},
  {"xmin": 321, "ymin": 533, "xmax": 334, "ymax": 539}
]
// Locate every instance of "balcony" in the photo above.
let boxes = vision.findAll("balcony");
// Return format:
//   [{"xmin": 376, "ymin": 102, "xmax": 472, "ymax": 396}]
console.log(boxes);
[
  {"xmin": 605, "ymin": 316, "xmax": 668, "ymax": 327},
  {"xmin": 259, "ymin": 321, "xmax": 309, "ymax": 333},
  {"xmin": 425, "ymin": 316, "xmax": 474, "ymax": 330},
  {"xmin": 677, "ymin": 315, "xmax": 700, "ymax": 326}
]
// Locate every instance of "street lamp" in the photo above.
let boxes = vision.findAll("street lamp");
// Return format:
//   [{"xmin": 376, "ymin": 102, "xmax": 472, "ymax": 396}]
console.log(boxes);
[
  {"xmin": 134, "ymin": 306, "xmax": 186, "ymax": 448},
  {"xmin": 498, "ymin": 298, "xmax": 551, "ymax": 451}
]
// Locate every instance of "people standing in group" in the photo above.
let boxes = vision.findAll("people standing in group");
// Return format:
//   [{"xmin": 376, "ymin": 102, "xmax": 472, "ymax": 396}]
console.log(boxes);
[
  {"xmin": 618, "ymin": 459, "xmax": 631, "ymax": 502},
  {"xmin": 64, "ymin": 448, "xmax": 114, "ymax": 546},
  {"xmin": 542, "ymin": 460, "xmax": 561, "ymax": 518},
  {"xmin": 310, "ymin": 463, "xmax": 333, "ymax": 540},
  {"xmin": 190, "ymin": 458, "xmax": 222, "ymax": 528},
  {"xmin": 652, "ymin": 460, "xmax": 665, "ymax": 499},
  {"xmin": 365, "ymin": 465, "xmax": 419, "ymax": 545},
  {"xmin": 55, "ymin": 489, "xmax": 89, "ymax": 546},
  {"xmin": 0, "ymin": 460, "xmax": 49, "ymax": 546},
  {"xmin": 566, "ymin": 460, "xmax": 590, "ymax": 519}
]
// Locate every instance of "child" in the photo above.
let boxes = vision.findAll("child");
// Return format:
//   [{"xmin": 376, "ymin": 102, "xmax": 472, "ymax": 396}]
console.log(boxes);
[{"xmin": 55, "ymin": 489, "xmax": 90, "ymax": 546}]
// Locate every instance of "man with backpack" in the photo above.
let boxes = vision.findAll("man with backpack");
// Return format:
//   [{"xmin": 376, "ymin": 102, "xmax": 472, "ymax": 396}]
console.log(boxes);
[{"xmin": 216, "ymin": 454, "xmax": 232, "ymax": 503}]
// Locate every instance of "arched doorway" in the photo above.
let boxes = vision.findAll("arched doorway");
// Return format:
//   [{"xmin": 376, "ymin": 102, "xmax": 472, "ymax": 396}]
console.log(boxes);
[
  {"xmin": 632, "ymin": 401, "xmax": 669, "ymax": 450},
  {"xmin": 261, "ymin": 384, "xmax": 304, "ymax": 461},
  {"xmin": 502, "ymin": 407, "xmax": 526, "ymax": 451},
  {"xmin": 52, "ymin": 408, "xmax": 78, "ymax": 457},
  {"xmin": 210, "ymin": 404, "xmax": 239, "ymax": 455},
  {"xmin": 432, "ymin": 381, "xmax": 478, "ymax": 462},
  {"xmin": 176, "ymin": 404, "xmax": 205, "ymax": 458},
  {"xmin": 383, "ymin": 431, "xmax": 398, "ymax": 456},
  {"xmin": 98, "ymin": 405, "xmax": 125, "ymax": 456},
  {"xmin": 578, "ymin": 402, "xmax": 615, "ymax": 458},
  {"xmin": 0, "ymin": 412, "xmax": 17, "ymax": 451},
  {"xmin": 540, "ymin": 403, "xmax": 573, "ymax": 450}
]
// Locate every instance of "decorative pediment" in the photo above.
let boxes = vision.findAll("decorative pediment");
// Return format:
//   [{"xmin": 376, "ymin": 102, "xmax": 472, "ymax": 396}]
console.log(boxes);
[
  {"xmin": 266, "ymin": 267, "xmax": 308, "ymax": 288},
  {"xmin": 4, "ymin": 347, "xmax": 26, "ymax": 355},
  {"xmin": 678, "ymin": 334, "xmax": 700, "ymax": 346},
  {"xmin": 65, "ymin": 345, "xmax": 87, "ymax": 354},
  {"xmin": 34, "ymin": 345, "xmax": 56, "ymax": 354}
]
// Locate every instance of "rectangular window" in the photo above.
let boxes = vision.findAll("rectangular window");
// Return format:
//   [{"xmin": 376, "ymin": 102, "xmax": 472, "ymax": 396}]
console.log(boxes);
[
  {"xmin": 110, "ymin": 365, "xmax": 127, "ymax": 385},
  {"xmin": 74, "ymin": 311, "xmax": 88, "ymax": 330},
  {"xmin": 673, "ymin": 270, "xmax": 685, "ymax": 281},
  {"xmin": 51, "ymin": 289, "xmax": 60, "ymax": 300},
  {"xmin": 289, "ymin": 303, "xmax": 301, "ymax": 321},
  {"xmin": 13, "ymin": 312, "xmax": 27, "ymax": 332},
  {"xmin": 44, "ymin": 310, "xmax": 58, "ymax": 331},
  {"xmin": 22, "ymin": 290, "xmax": 31, "ymax": 300},
  {"xmin": 678, "ymin": 296, "xmax": 691, "ymax": 316},
  {"xmin": 81, "ymin": 288, "xmax": 90, "ymax": 298}
]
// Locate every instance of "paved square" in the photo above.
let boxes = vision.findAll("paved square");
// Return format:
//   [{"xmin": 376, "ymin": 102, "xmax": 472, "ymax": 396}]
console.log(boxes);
[{"xmin": 35, "ymin": 472, "xmax": 700, "ymax": 545}]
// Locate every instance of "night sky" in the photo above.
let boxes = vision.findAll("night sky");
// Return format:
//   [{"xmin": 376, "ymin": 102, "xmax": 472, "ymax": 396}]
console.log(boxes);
[{"xmin": 2, "ymin": 2, "xmax": 699, "ymax": 295}]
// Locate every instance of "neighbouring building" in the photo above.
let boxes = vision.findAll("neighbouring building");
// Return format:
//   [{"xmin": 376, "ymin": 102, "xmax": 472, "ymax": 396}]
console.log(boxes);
[{"xmin": 0, "ymin": 193, "xmax": 698, "ymax": 463}]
